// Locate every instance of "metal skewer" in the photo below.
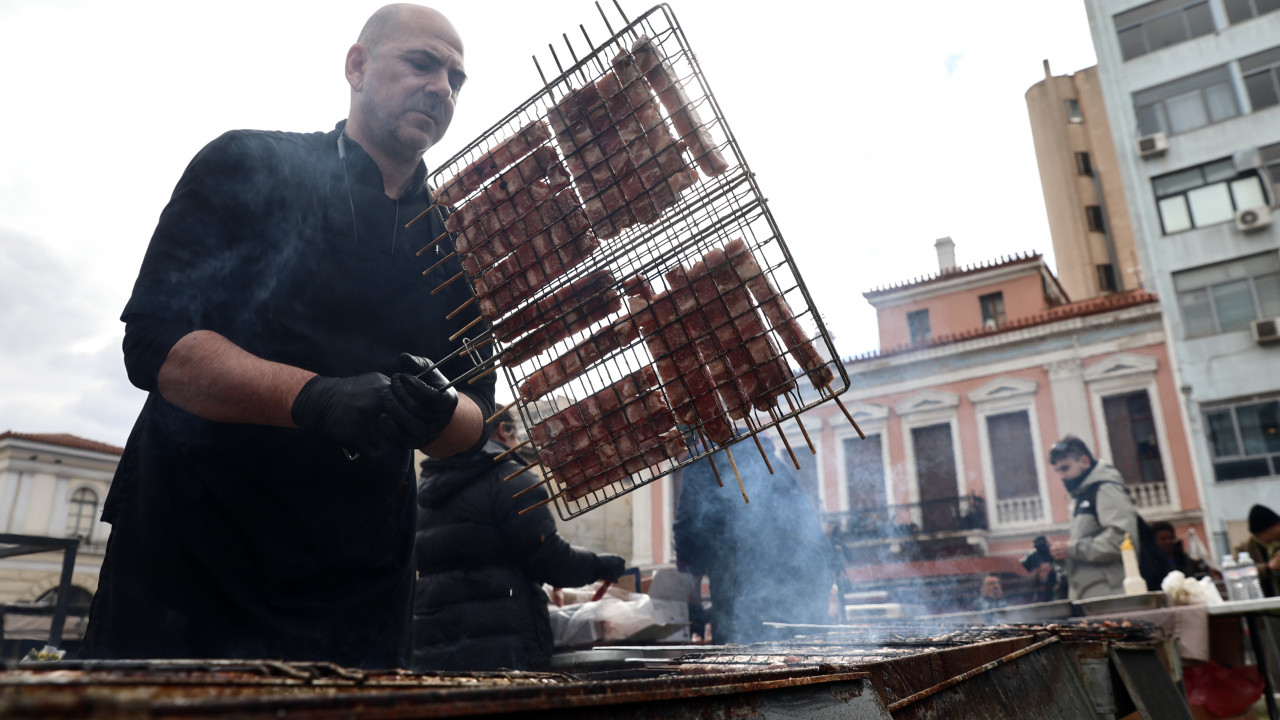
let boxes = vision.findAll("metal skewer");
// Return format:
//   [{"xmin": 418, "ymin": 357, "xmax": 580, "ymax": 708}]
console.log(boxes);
[
  {"xmin": 504, "ymin": 460, "xmax": 538, "ymax": 483},
  {"xmin": 724, "ymin": 447, "xmax": 748, "ymax": 504},
  {"xmin": 486, "ymin": 399, "xmax": 519, "ymax": 425},
  {"xmin": 431, "ymin": 270, "xmax": 465, "ymax": 295},
  {"xmin": 446, "ymin": 297, "xmax": 476, "ymax": 320},
  {"xmin": 448, "ymin": 315, "xmax": 484, "ymax": 342},
  {"xmin": 422, "ymin": 250, "xmax": 458, "ymax": 276},
  {"xmin": 767, "ymin": 407, "xmax": 801, "ymax": 471},
  {"xmin": 743, "ymin": 418, "xmax": 774, "ymax": 475},
  {"xmin": 494, "ymin": 438, "xmax": 532, "ymax": 462},
  {"xmin": 826, "ymin": 385, "xmax": 865, "ymax": 439}
]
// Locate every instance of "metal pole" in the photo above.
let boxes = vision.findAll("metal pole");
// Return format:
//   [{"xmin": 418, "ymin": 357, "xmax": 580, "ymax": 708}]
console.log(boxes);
[{"xmin": 48, "ymin": 538, "xmax": 79, "ymax": 648}]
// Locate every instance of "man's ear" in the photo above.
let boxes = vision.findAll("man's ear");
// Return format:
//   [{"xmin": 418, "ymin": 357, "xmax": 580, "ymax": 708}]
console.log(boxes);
[{"xmin": 346, "ymin": 44, "xmax": 368, "ymax": 91}]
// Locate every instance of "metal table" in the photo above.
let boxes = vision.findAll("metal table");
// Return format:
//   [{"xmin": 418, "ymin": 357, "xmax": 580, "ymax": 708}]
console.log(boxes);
[{"xmin": 1207, "ymin": 597, "xmax": 1280, "ymax": 720}]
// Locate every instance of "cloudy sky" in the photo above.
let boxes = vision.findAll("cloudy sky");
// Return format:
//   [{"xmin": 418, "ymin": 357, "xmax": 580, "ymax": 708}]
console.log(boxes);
[{"xmin": 0, "ymin": 0, "xmax": 1097, "ymax": 447}]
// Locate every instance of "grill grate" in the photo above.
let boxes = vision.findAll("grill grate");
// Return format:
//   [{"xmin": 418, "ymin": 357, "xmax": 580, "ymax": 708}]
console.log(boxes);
[{"xmin": 416, "ymin": 3, "xmax": 850, "ymax": 520}]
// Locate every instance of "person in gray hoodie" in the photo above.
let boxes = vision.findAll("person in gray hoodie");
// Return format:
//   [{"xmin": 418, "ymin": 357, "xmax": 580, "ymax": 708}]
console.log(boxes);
[{"xmin": 1048, "ymin": 436, "xmax": 1141, "ymax": 600}]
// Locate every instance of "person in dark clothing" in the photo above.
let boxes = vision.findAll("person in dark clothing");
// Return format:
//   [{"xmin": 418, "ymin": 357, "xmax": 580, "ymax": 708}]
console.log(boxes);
[
  {"xmin": 83, "ymin": 6, "xmax": 493, "ymax": 668},
  {"xmin": 413, "ymin": 412, "xmax": 626, "ymax": 671},
  {"xmin": 1236, "ymin": 505, "xmax": 1280, "ymax": 597},
  {"xmin": 1150, "ymin": 521, "xmax": 1212, "ymax": 579},
  {"xmin": 973, "ymin": 574, "xmax": 1008, "ymax": 611},
  {"xmin": 673, "ymin": 439, "xmax": 836, "ymax": 645}
]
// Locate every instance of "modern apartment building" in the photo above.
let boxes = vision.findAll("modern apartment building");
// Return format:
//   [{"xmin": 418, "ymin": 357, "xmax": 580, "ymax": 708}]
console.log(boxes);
[
  {"xmin": 1026, "ymin": 62, "xmax": 1143, "ymax": 300},
  {"xmin": 1081, "ymin": 0, "xmax": 1280, "ymax": 554}
]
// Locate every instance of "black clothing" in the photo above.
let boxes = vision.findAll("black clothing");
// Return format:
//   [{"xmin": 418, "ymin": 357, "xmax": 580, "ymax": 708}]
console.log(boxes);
[
  {"xmin": 84, "ymin": 124, "xmax": 495, "ymax": 668},
  {"xmin": 414, "ymin": 442, "xmax": 608, "ymax": 671},
  {"xmin": 1250, "ymin": 504, "xmax": 1280, "ymax": 536},
  {"xmin": 673, "ymin": 446, "xmax": 835, "ymax": 644}
]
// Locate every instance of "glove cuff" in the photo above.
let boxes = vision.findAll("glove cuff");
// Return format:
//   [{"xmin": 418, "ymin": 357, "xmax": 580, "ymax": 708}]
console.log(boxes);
[{"xmin": 290, "ymin": 375, "xmax": 328, "ymax": 428}]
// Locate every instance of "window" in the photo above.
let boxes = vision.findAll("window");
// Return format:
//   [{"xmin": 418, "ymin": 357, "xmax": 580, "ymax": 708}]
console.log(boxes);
[
  {"xmin": 1153, "ymin": 158, "xmax": 1267, "ymax": 233},
  {"xmin": 1224, "ymin": 0, "xmax": 1280, "ymax": 24},
  {"xmin": 1133, "ymin": 66, "xmax": 1239, "ymax": 136},
  {"xmin": 1205, "ymin": 398, "xmax": 1280, "ymax": 481},
  {"xmin": 1174, "ymin": 252, "xmax": 1280, "ymax": 337},
  {"xmin": 1065, "ymin": 98, "xmax": 1083, "ymax": 123},
  {"xmin": 843, "ymin": 435, "xmax": 885, "ymax": 509},
  {"xmin": 1114, "ymin": 0, "xmax": 1215, "ymax": 60},
  {"xmin": 1241, "ymin": 46, "xmax": 1280, "ymax": 112},
  {"xmin": 979, "ymin": 292, "xmax": 1006, "ymax": 327},
  {"xmin": 1098, "ymin": 264, "xmax": 1119, "ymax": 292},
  {"xmin": 1075, "ymin": 151, "xmax": 1094, "ymax": 176},
  {"xmin": 987, "ymin": 411, "xmax": 1039, "ymax": 499},
  {"xmin": 908, "ymin": 309, "xmax": 931, "ymax": 345},
  {"xmin": 1264, "ymin": 142, "xmax": 1280, "ymax": 201},
  {"xmin": 912, "ymin": 423, "xmax": 959, "ymax": 532},
  {"xmin": 65, "ymin": 487, "xmax": 98, "ymax": 542},
  {"xmin": 1103, "ymin": 390, "xmax": 1167, "ymax": 486},
  {"xmin": 1086, "ymin": 205, "xmax": 1107, "ymax": 232}
]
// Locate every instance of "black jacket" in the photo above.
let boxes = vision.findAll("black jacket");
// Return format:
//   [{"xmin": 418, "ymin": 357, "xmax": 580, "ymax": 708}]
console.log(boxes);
[
  {"xmin": 414, "ymin": 442, "xmax": 607, "ymax": 671},
  {"xmin": 84, "ymin": 124, "xmax": 494, "ymax": 668}
]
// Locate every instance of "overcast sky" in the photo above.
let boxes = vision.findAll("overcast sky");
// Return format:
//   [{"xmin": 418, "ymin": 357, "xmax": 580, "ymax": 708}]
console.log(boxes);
[{"xmin": 0, "ymin": 0, "xmax": 1097, "ymax": 447}]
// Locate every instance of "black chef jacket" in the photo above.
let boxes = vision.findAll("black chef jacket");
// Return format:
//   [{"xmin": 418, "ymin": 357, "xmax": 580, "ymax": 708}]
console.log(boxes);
[{"xmin": 83, "ymin": 122, "xmax": 495, "ymax": 668}]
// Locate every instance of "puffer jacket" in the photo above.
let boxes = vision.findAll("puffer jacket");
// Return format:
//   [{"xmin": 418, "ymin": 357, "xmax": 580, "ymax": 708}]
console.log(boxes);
[
  {"xmin": 413, "ymin": 442, "xmax": 609, "ymax": 671},
  {"xmin": 1066, "ymin": 461, "xmax": 1141, "ymax": 600}
]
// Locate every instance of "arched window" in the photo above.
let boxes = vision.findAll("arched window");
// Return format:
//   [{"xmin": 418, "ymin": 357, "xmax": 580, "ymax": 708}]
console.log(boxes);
[
  {"xmin": 37, "ymin": 586, "xmax": 94, "ymax": 615},
  {"xmin": 65, "ymin": 487, "xmax": 98, "ymax": 542}
]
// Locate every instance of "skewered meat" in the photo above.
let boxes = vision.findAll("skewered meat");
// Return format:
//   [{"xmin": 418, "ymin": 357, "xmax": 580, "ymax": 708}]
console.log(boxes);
[
  {"xmin": 703, "ymin": 247, "xmax": 796, "ymax": 407},
  {"xmin": 724, "ymin": 238, "xmax": 834, "ymax": 389},
  {"xmin": 526, "ymin": 366, "xmax": 659, "ymax": 448},
  {"xmin": 665, "ymin": 264, "xmax": 753, "ymax": 419},
  {"xmin": 496, "ymin": 270, "xmax": 614, "ymax": 344},
  {"xmin": 443, "ymin": 146, "xmax": 568, "ymax": 235},
  {"xmin": 629, "ymin": 36, "xmax": 730, "ymax": 178},
  {"xmin": 453, "ymin": 179, "xmax": 556, "ymax": 273},
  {"xmin": 436, "ymin": 120, "xmax": 552, "ymax": 207},
  {"xmin": 503, "ymin": 286, "xmax": 621, "ymax": 367},
  {"xmin": 628, "ymin": 284, "xmax": 735, "ymax": 445},
  {"xmin": 473, "ymin": 190, "xmax": 599, "ymax": 321},
  {"xmin": 548, "ymin": 58, "xmax": 697, "ymax": 240},
  {"xmin": 518, "ymin": 318, "xmax": 640, "ymax": 402}
]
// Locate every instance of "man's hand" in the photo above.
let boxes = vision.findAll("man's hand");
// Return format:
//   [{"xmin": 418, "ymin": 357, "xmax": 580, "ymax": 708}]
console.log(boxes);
[
  {"xmin": 1267, "ymin": 554, "xmax": 1280, "ymax": 573},
  {"xmin": 1049, "ymin": 540, "xmax": 1070, "ymax": 561},
  {"xmin": 379, "ymin": 353, "xmax": 459, "ymax": 450},
  {"xmin": 291, "ymin": 372, "xmax": 393, "ymax": 454},
  {"xmin": 594, "ymin": 554, "xmax": 627, "ymax": 583}
]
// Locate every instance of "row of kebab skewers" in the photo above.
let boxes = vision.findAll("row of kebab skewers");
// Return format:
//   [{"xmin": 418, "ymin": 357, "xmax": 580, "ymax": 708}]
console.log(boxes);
[{"xmin": 405, "ymin": 28, "xmax": 862, "ymax": 511}]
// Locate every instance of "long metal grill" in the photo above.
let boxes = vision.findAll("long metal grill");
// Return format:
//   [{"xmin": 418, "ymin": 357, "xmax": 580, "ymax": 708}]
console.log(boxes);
[{"xmin": 415, "ymin": 2, "xmax": 852, "ymax": 520}]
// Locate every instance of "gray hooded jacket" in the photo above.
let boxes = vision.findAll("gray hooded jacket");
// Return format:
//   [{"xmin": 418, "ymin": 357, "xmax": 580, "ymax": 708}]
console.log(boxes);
[{"xmin": 1066, "ymin": 460, "xmax": 1140, "ymax": 600}]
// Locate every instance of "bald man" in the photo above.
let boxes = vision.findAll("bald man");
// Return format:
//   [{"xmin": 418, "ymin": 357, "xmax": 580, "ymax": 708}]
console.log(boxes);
[{"xmin": 83, "ymin": 5, "xmax": 492, "ymax": 668}]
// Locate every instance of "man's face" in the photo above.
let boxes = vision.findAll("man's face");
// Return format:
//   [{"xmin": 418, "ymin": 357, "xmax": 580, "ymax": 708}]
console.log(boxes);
[
  {"xmin": 1259, "ymin": 525, "xmax": 1280, "ymax": 543},
  {"xmin": 351, "ymin": 9, "xmax": 465, "ymax": 157},
  {"xmin": 1052, "ymin": 454, "xmax": 1092, "ymax": 484},
  {"xmin": 981, "ymin": 576, "xmax": 1003, "ymax": 599},
  {"xmin": 1155, "ymin": 529, "xmax": 1177, "ymax": 557}
]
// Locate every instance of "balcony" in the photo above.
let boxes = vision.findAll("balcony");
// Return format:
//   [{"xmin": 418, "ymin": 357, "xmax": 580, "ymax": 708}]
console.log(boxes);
[{"xmin": 826, "ymin": 494, "xmax": 988, "ymax": 566}]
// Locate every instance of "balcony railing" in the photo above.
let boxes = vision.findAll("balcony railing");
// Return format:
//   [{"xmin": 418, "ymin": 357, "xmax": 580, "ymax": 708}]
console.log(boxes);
[
  {"xmin": 1127, "ymin": 481, "xmax": 1171, "ymax": 511},
  {"xmin": 995, "ymin": 495, "xmax": 1044, "ymax": 526},
  {"xmin": 826, "ymin": 494, "xmax": 988, "ymax": 541}
]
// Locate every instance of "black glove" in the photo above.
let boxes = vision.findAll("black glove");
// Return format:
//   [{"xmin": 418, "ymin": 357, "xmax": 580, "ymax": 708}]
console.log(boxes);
[
  {"xmin": 379, "ymin": 353, "xmax": 459, "ymax": 450},
  {"xmin": 291, "ymin": 372, "xmax": 392, "ymax": 454},
  {"xmin": 594, "ymin": 554, "xmax": 627, "ymax": 583}
]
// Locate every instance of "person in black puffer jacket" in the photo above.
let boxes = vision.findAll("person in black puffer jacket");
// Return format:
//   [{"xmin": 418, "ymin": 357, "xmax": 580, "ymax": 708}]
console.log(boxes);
[{"xmin": 413, "ymin": 410, "xmax": 626, "ymax": 671}]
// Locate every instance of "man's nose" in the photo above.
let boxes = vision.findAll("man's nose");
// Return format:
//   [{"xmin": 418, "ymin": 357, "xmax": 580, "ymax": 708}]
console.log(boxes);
[{"xmin": 423, "ymin": 69, "xmax": 454, "ymax": 101}]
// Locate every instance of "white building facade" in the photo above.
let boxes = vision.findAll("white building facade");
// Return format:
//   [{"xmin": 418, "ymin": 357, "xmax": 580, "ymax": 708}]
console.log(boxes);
[{"xmin": 1082, "ymin": 0, "xmax": 1280, "ymax": 553}]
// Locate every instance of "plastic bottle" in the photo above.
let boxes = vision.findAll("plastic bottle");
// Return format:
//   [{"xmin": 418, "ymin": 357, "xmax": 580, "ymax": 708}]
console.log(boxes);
[
  {"xmin": 1237, "ymin": 551, "xmax": 1265, "ymax": 600},
  {"xmin": 1121, "ymin": 533, "xmax": 1147, "ymax": 596},
  {"xmin": 1221, "ymin": 553, "xmax": 1244, "ymax": 601}
]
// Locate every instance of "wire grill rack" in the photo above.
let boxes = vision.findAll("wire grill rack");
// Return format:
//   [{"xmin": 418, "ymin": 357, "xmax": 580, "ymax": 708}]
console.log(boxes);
[{"xmin": 418, "ymin": 3, "xmax": 851, "ymax": 520}]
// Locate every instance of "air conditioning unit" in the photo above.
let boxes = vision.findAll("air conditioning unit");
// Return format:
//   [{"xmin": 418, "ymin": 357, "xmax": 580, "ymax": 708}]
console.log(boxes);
[
  {"xmin": 1137, "ymin": 132, "xmax": 1168, "ymax": 158},
  {"xmin": 1252, "ymin": 317, "xmax": 1280, "ymax": 344},
  {"xmin": 1236, "ymin": 206, "xmax": 1274, "ymax": 233}
]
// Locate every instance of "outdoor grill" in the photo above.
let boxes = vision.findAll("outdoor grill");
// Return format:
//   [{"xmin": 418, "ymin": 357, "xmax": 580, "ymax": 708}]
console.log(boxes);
[
  {"xmin": 412, "ymin": 2, "xmax": 855, "ymax": 521},
  {"xmin": 0, "ymin": 621, "xmax": 1191, "ymax": 719}
]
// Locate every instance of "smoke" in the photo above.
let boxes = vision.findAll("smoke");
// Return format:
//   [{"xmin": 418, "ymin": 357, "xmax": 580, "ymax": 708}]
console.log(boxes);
[{"xmin": 674, "ymin": 437, "xmax": 838, "ymax": 643}]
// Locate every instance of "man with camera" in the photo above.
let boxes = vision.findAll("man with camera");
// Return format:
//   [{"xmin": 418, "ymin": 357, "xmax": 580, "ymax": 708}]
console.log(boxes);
[
  {"xmin": 1021, "ymin": 536, "xmax": 1068, "ymax": 603},
  {"xmin": 1047, "ymin": 436, "xmax": 1141, "ymax": 600}
]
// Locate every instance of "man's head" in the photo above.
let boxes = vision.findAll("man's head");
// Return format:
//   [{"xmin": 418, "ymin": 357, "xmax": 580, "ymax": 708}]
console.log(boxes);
[
  {"xmin": 493, "ymin": 409, "xmax": 520, "ymax": 448},
  {"xmin": 1150, "ymin": 521, "xmax": 1178, "ymax": 557},
  {"xmin": 981, "ymin": 574, "xmax": 1003, "ymax": 599},
  {"xmin": 1049, "ymin": 436, "xmax": 1095, "ymax": 492},
  {"xmin": 1250, "ymin": 504, "xmax": 1280, "ymax": 543},
  {"xmin": 345, "ymin": 4, "xmax": 465, "ymax": 160}
]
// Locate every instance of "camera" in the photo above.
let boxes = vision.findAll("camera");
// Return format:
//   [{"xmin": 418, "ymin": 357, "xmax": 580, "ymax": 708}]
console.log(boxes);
[{"xmin": 1020, "ymin": 535, "xmax": 1053, "ymax": 572}]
